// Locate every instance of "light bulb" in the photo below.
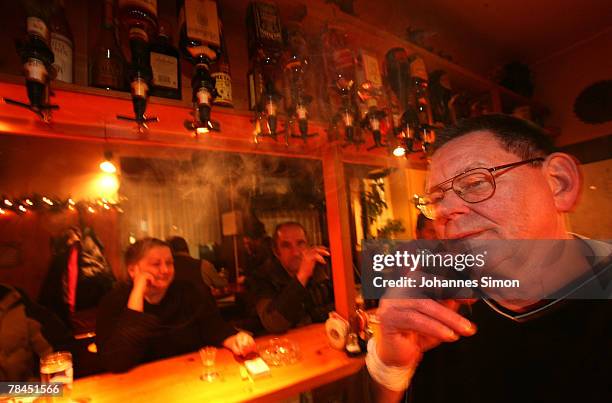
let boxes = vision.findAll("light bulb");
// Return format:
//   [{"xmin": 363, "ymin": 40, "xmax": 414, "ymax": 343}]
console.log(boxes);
[
  {"xmin": 100, "ymin": 160, "xmax": 117, "ymax": 174},
  {"xmin": 393, "ymin": 146, "xmax": 406, "ymax": 157}
]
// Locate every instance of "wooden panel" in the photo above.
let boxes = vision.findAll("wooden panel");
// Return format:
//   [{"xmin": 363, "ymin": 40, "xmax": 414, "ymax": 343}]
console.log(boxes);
[{"xmin": 322, "ymin": 145, "xmax": 356, "ymax": 319}]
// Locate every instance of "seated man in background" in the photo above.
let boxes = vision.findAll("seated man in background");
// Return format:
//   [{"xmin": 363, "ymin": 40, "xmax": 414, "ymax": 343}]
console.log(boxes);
[
  {"xmin": 0, "ymin": 283, "xmax": 72, "ymax": 380},
  {"xmin": 248, "ymin": 222, "xmax": 335, "ymax": 334},
  {"xmin": 167, "ymin": 236, "xmax": 228, "ymax": 291}
]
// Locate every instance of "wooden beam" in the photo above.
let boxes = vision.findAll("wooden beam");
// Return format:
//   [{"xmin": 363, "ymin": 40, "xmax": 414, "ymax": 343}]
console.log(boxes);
[{"xmin": 322, "ymin": 143, "xmax": 356, "ymax": 319}]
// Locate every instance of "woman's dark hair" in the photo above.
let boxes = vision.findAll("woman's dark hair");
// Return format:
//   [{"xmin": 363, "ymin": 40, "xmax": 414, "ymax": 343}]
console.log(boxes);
[
  {"xmin": 124, "ymin": 238, "xmax": 170, "ymax": 267},
  {"xmin": 436, "ymin": 114, "xmax": 556, "ymax": 160}
]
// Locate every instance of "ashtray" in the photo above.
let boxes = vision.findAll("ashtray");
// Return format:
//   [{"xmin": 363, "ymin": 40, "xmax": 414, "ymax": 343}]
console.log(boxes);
[{"xmin": 257, "ymin": 338, "xmax": 301, "ymax": 367}]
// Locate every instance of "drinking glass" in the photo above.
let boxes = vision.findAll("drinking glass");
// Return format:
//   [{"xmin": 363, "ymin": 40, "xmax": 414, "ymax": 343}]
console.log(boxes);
[
  {"xmin": 199, "ymin": 346, "xmax": 218, "ymax": 382},
  {"xmin": 40, "ymin": 351, "xmax": 73, "ymax": 401}
]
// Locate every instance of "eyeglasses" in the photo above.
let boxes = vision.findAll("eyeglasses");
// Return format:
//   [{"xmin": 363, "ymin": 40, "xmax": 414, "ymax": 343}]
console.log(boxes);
[{"xmin": 416, "ymin": 158, "xmax": 545, "ymax": 219}]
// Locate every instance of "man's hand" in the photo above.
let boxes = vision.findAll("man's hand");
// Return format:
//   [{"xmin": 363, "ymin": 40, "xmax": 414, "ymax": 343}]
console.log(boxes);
[
  {"xmin": 223, "ymin": 332, "xmax": 256, "ymax": 356},
  {"xmin": 376, "ymin": 298, "xmax": 476, "ymax": 367},
  {"xmin": 296, "ymin": 246, "xmax": 330, "ymax": 286}
]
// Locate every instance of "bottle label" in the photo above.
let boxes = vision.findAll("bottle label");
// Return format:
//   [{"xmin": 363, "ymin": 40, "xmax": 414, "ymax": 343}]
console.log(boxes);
[
  {"xmin": 51, "ymin": 33, "xmax": 73, "ymax": 83},
  {"xmin": 186, "ymin": 0, "xmax": 220, "ymax": 48},
  {"xmin": 151, "ymin": 52, "xmax": 178, "ymax": 89},
  {"xmin": 27, "ymin": 17, "xmax": 49, "ymax": 43},
  {"xmin": 410, "ymin": 56, "xmax": 428, "ymax": 81},
  {"xmin": 296, "ymin": 105, "xmax": 307, "ymax": 119},
  {"xmin": 186, "ymin": 45, "xmax": 216, "ymax": 61},
  {"xmin": 131, "ymin": 78, "xmax": 148, "ymax": 97},
  {"xmin": 93, "ymin": 60, "xmax": 122, "ymax": 89},
  {"xmin": 360, "ymin": 51, "xmax": 382, "ymax": 88},
  {"xmin": 118, "ymin": 0, "xmax": 158, "ymax": 17},
  {"xmin": 211, "ymin": 71, "xmax": 232, "ymax": 105},
  {"xmin": 196, "ymin": 87, "xmax": 212, "ymax": 106},
  {"xmin": 24, "ymin": 58, "xmax": 48, "ymax": 83},
  {"xmin": 253, "ymin": 2, "xmax": 282, "ymax": 43}
]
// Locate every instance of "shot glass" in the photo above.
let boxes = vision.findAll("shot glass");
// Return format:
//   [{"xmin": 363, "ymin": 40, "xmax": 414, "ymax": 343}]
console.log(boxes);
[{"xmin": 199, "ymin": 346, "xmax": 218, "ymax": 382}]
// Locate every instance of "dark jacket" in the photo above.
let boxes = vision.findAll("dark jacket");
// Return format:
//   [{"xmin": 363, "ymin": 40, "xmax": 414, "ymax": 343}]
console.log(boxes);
[
  {"xmin": 247, "ymin": 257, "xmax": 335, "ymax": 334},
  {"xmin": 0, "ymin": 285, "xmax": 72, "ymax": 381},
  {"xmin": 96, "ymin": 279, "xmax": 236, "ymax": 373}
]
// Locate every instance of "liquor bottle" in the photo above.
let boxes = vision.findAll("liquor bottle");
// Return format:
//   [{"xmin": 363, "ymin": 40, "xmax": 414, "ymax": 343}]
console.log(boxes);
[
  {"xmin": 246, "ymin": 1, "xmax": 283, "ymax": 62},
  {"xmin": 283, "ymin": 21, "xmax": 312, "ymax": 138},
  {"xmin": 211, "ymin": 24, "xmax": 232, "ymax": 107},
  {"xmin": 17, "ymin": 0, "xmax": 54, "ymax": 110},
  {"xmin": 49, "ymin": 0, "xmax": 73, "ymax": 83},
  {"xmin": 384, "ymin": 48, "xmax": 411, "ymax": 112},
  {"xmin": 178, "ymin": 0, "xmax": 220, "ymax": 65},
  {"xmin": 408, "ymin": 54, "xmax": 431, "ymax": 126},
  {"xmin": 91, "ymin": 0, "xmax": 126, "ymax": 91},
  {"xmin": 345, "ymin": 310, "xmax": 364, "ymax": 357},
  {"xmin": 429, "ymin": 70, "xmax": 453, "ymax": 126},
  {"xmin": 246, "ymin": 1, "xmax": 283, "ymax": 137},
  {"xmin": 149, "ymin": 19, "xmax": 181, "ymax": 99},
  {"xmin": 118, "ymin": 0, "xmax": 158, "ymax": 46},
  {"xmin": 178, "ymin": 0, "xmax": 221, "ymax": 126},
  {"xmin": 118, "ymin": 0, "xmax": 158, "ymax": 125}
]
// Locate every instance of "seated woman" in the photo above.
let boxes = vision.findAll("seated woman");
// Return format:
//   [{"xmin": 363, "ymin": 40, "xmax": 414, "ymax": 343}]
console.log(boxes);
[{"xmin": 96, "ymin": 238, "xmax": 255, "ymax": 373}]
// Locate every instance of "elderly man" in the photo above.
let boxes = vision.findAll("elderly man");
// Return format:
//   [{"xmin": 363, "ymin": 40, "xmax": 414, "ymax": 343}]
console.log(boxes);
[
  {"xmin": 248, "ymin": 221, "xmax": 335, "ymax": 334},
  {"xmin": 368, "ymin": 115, "xmax": 611, "ymax": 403}
]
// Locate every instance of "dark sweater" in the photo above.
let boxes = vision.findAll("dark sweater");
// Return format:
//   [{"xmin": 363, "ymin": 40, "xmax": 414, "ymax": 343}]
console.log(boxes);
[
  {"xmin": 409, "ymin": 299, "xmax": 611, "ymax": 403},
  {"xmin": 96, "ymin": 279, "xmax": 236, "ymax": 373},
  {"xmin": 247, "ymin": 257, "xmax": 335, "ymax": 334}
]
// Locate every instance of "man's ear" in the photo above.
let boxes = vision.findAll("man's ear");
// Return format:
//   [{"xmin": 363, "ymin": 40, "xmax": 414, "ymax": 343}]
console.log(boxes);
[{"xmin": 542, "ymin": 153, "xmax": 582, "ymax": 212}]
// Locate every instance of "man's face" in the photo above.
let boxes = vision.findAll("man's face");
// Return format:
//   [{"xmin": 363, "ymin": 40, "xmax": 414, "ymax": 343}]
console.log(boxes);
[
  {"xmin": 428, "ymin": 131, "xmax": 560, "ymax": 240},
  {"xmin": 274, "ymin": 225, "xmax": 308, "ymax": 275}
]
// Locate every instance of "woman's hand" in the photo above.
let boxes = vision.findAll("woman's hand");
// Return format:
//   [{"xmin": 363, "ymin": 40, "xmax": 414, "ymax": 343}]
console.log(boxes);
[
  {"xmin": 127, "ymin": 271, "xmax": 155, "ymax": 312},
  {"xmin": 223, "ymin": 332, "xmax": 256, "ymax": 356}
]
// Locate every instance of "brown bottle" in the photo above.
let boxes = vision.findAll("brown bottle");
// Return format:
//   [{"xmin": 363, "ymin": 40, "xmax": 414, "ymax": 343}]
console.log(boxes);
[
  {"xmin": 150, "ymin": 19, "xmax": 181, "ymax": 100},
  {"xmin": 91, "ymin": 0, "xmax": 126, "ymax": 91},
  {"xmin": 49, "ymin": 0, "xmax": 73, "ymax": 83}
]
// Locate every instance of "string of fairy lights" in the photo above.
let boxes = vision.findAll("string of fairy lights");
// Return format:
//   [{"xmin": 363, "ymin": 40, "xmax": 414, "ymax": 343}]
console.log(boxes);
[{"xmin": 0, "ymin": 195, "xmax": 123, "ymax": 217}]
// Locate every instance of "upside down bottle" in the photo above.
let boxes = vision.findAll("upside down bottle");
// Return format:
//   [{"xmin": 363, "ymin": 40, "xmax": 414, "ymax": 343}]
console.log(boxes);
[
  {"xmin": 17, "ymin": 0, "xmax": 55, "ymax": 112},
  {"xmin": 118, "ymin": 0, "xmax": 159, "ymax": 125},
  {"xmin": 178, "ymin": 0, "xmax": 221, "ymax": 127}
]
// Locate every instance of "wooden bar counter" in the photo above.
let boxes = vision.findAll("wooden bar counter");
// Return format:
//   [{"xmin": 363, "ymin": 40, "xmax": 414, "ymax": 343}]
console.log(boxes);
[{"xmin": 72, "ymin": 324, "xmax": 365, "ymax": 403}]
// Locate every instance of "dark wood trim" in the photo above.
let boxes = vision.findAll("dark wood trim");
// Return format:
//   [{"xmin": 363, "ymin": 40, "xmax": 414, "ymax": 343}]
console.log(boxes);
[{"xmin": 560, "ymin": 134, "xmax": 612, "ymax": 164}]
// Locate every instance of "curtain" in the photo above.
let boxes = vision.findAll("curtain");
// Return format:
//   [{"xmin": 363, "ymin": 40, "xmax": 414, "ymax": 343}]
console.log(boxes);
[{"xmin": 119, "ymin": 176, "xmax": 221, "ymax": 256}]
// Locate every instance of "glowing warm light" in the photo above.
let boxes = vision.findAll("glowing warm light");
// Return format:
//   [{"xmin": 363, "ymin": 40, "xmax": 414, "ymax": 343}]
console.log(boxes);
[
  {"xmin": 392, "ymin": 146, "xmax": 406, "ymax": 157},
  {"xmin": 68, "ymin": 198, "xmax": 75, "ymax": 206},
  {"xmin": 97, "ymin": 173, "xmax": 120, "ymax": 198},
  {"xmin": 0, "ymin": 208, "xmax": 5, "ymax": 215},
  {"xmin": 87, "ymin": 206, "xmax": 95, "ymax": 213},
  {"xmin": 18, "ymin": 205, "xmax": 27, "ymax": 213},
  {"xmin": 103, "ymin": 204, "xmax": 110, "ymax": 210},
  {"xmin": 128, "ymin": 235, "xmax": 136, "ymax": 244},
  {"xmin": 68, "ymin": 205, "xmax": 75, "ymax": 211},
  {"xmin": 42, "ymin": 197, "xmax": 53, "ymax": 206},
  {"xmin": 25, "ymin": 199, "xmax": 33, "ymax": 206},
  {"xmin": 4, "ymin": 199, "xmax": 13, "ymax": 207},
  {"xmin": 100, "ymin": 160, "xmax": 117, "ymax": 174},
  {"xmin": 196, "ymin": 127, "xmax": 209, "ymax": 135}
]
